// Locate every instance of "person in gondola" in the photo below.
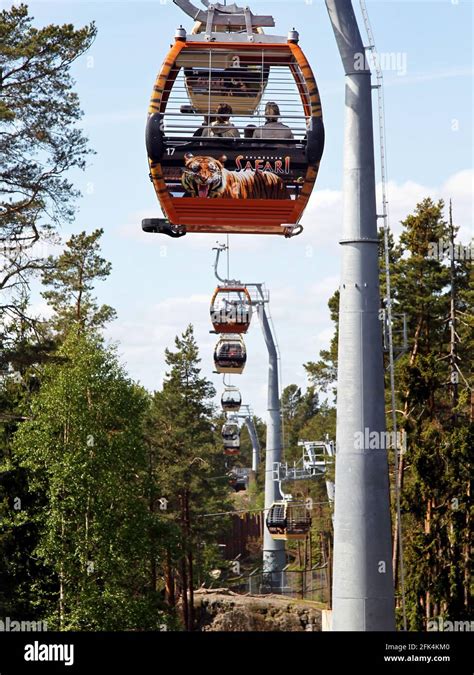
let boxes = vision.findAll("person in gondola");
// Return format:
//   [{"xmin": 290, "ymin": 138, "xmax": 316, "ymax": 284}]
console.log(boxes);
[
  {"xmin": 193, "ymin": 115, "xmax": 216, "ymax": 137},
  {"xmin": 253, "ymin": 102, "xmax": 294, "ymax": 140},
  {"xmin": 202, "ymin": 103, "xmax": 240, "ymax": 138},
  {"xmin": 213, "ymin": 77, "xmax": 226, "ymax": 94},
  {"xmin": 244, "ymin": 124, "xmax": 257, "ymax": 139},
  {"xmin": 229, "ymin": 77, "xmax": 248, "ymax": 96}
]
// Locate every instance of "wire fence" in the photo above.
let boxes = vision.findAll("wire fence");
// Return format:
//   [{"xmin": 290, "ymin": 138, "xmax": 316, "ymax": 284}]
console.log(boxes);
[{"xmin": 227, "ymin": 566, "xmax": 330, "ymax": 603}]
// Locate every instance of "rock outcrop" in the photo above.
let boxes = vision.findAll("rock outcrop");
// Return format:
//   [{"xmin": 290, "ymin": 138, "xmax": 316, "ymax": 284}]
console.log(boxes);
[{"xmin": 193, "ymin": 588, "xmax": 323, "ymax": 632}]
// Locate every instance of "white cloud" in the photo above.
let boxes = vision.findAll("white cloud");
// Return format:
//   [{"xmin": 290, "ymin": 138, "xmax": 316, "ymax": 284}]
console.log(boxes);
[
  {"xmin": 299, "ymin": 189, "xmax": 343, "ymax": 253},
  {"xmin": 384, "ymin": 171, "xmax": 473, "ymax": 242},
  {"xmin": 107, "ymin": 292, "xmax": 216, "ymax": 393},
  {"xmin": 301, "ymin": 169, "xmax": 473, "ymax": 248}
]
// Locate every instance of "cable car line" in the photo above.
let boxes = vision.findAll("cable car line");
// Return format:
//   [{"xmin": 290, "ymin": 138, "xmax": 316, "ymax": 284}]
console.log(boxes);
[{"xmin": 197, "ymin": 501, "xmax": 331, "ymax": 519}]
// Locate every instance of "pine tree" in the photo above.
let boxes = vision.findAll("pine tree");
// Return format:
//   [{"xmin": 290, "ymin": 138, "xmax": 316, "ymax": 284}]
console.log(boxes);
[
  {"xmin": 145, "ymin": 325, "xmax": 232, "ymax": 630},
  {"xmin": 302, "ymin": 196, "xmax": 472, "ymax": 626},
  {"xmin": 0, "ymin": 297, "xmax": 63, "ymax": 620},
  {"xmin": 388, "ymin": 198, "xmax": 472, "ymax": 628},
  {"xmin": 281, "ymin": 384, "xmax": 319, "ymax": 460},
  {"xmin": 41, "ymin": 229, "xmax": 116, "ymax": 334},
  {"xmin": 0, "ymin": 5, "xmax": 96, "ymax": 325},
  {"xmin": 304, "ymin": 290, "xmax": 339, "ymax": 401}
]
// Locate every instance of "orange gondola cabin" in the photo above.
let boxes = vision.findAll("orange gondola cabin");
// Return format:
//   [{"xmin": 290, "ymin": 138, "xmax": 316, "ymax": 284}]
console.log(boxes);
[
  {"xmin": 143, "ymin": 0, "xmax": 324, "ymax": 237},
  {"xmin": 210, "ymin": 286, "xmax": 252, "ymax": 333}
]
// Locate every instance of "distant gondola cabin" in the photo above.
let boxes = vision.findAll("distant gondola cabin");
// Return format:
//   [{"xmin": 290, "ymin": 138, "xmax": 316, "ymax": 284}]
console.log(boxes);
[
  {"xmin": 214, "ymin": 335, "xmax": 247, "ymax": 375},
  {"xmin": 266, "ymin": 501, "xmax": 311, "ymax": 541},
  {"xmin": 222, "ymin": 422, "xmax": 240, "ymax": 455},
  {"xmin": 210, "ymin": 286, "xmax": 252, "ymax": 334},
  {"xmin": 221, "ymin": 387, "xmax": 242, "ymax": 412}
]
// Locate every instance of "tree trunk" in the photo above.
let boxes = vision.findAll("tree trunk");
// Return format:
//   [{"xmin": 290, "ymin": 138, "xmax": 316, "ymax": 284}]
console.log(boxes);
[
  {"xmin": 185, "ymin": 490, "xmax": 194, "ymax": 631},
  {"xmin": 76, "ymin": 264, "xmax": 84, "ymax": 326},
  {"xmin": 187, "ymin": 550, "xmax": 195, "ymax": 631},
  {"xmin": 392, "ymin": 451, "xmax": 405, "ymax": 590},
  {"xmin": 180, "ymin": 555, "xmax": 189, "ymax": 630},
  {"xmin": 59, "ymin": 514, "xmax": 65, "ymax": 629},
  {"xmin": 448, "ymin": 202, "xmax": 459, "ymax": 419},
  {"xmin": 180, "ymin": 492, "xmax": 189, "ymax": 630},
  {"xmin": 164, "ymin": 548, "xmax": 175, "ymax": 607},
  {"xmin": 424, "ymin": 497, "xmax": 432, "ymax": 625},
  {"xmin": 393, "ymin": 315, "xmax": 423, "ymax": 588},
  {"xmin": 464, "ymin": 480, "xmax": 471, "ymax": 613},
  {"xmin": 327, "ymin": 532, "xmax": 333, "ymax": 609}
]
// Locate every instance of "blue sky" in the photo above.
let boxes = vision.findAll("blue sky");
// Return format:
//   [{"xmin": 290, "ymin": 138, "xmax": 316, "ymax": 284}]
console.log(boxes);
[{"xmin": 22, "ymin": 0, "xmax": 473, "ymax": 416}]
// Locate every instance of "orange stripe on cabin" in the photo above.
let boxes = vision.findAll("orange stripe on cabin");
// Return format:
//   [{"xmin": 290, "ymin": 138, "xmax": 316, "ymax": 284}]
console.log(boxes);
[{"xmin": 288, "ymin": 42, "xmax": 322, "ymax": 119}]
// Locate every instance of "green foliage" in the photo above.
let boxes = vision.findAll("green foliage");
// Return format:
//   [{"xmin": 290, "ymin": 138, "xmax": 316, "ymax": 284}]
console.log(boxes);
[
  {"xmin": 299, "ymin": 402, "xmax": 336, "ymax": 449},
  {"xmin": 0, "ymin": 4, "xmax": 96, "ymax": 240},
  {"xmin": 281, "ymin": 384, "xmax": 320, "ymax": 461},
  {"xmin": 145, "ymin": 325, "xmax": 233, "ymax": 627},
  {"xmin": 148, "ymin": 325, "xmax": 218, "ymax": 496},
  {"xmin": 0, "ymin": 4, "xmax": 97, "ymax": 345},
  {"xmin": 304, "ymin": 290, "xmax": 339, "ymax": 400},
  {"xmin": 299, "ymin": 196, "xmax": 471, "ymax": 623},
  {"xmin": 41, "ymin": 229, "xmax": 116, "ymax": 334},
  {"xmin": 11, "ymin": 331, "xmax": 167, "ymax": 630},
  {"xmin": 386, "ymin": 198, "xmax": 472, "ymax": 627}
]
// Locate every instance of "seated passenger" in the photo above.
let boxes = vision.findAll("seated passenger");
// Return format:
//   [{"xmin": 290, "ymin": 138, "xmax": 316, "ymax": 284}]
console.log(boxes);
[
  {"xmin": 193, "ymin": 115, "xmax": 215, "ymax": 138},
  {"xmin": 253, "ymin": 102, "xmax": 294, "ymax": 140},
  {"xmin": 202, "ymin": 103, "xmax": 240, "ymax": 138},
  {"xmin": 230, "ymin": 78, "xmax": 248, "ymax": 96},
  {"xmin": 244, "ymin": 124, "xmax": 257, "ymax": 139}
]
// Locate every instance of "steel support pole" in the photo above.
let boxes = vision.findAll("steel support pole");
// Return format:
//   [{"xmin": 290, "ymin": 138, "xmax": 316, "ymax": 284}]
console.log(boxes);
[
  {"xmin": 257, "ymin": 303, "xmax": 286, "ymax": 574},
  {"xmin": 244, "ymin": 416, "xmax": 260, "ymax": 473},
  {"xmin": 325, "ymin": 0, "xmax": 396, "ymax": 630}
]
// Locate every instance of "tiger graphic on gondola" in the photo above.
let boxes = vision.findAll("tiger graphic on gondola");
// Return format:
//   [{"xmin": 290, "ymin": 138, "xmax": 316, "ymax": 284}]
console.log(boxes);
[{"xmin": 181, "ymin": 153, "xmax": 290, "ymax": 199}]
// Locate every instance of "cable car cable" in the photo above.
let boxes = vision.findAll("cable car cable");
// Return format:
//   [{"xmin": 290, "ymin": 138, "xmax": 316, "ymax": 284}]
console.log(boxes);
[{"xmin": 196, "ymin": 501, "xmax": 331, "ymax": 519}]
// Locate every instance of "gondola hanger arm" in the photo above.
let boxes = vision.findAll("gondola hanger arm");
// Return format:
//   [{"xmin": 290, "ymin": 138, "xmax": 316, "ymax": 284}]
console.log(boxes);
[
  {"xmin": 212, "ymin": 243, "xmax": 241, "ymax": 285},
  {"xmin": 172, "ymin": 0, "xmax": 275, "ymax": 28}
]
